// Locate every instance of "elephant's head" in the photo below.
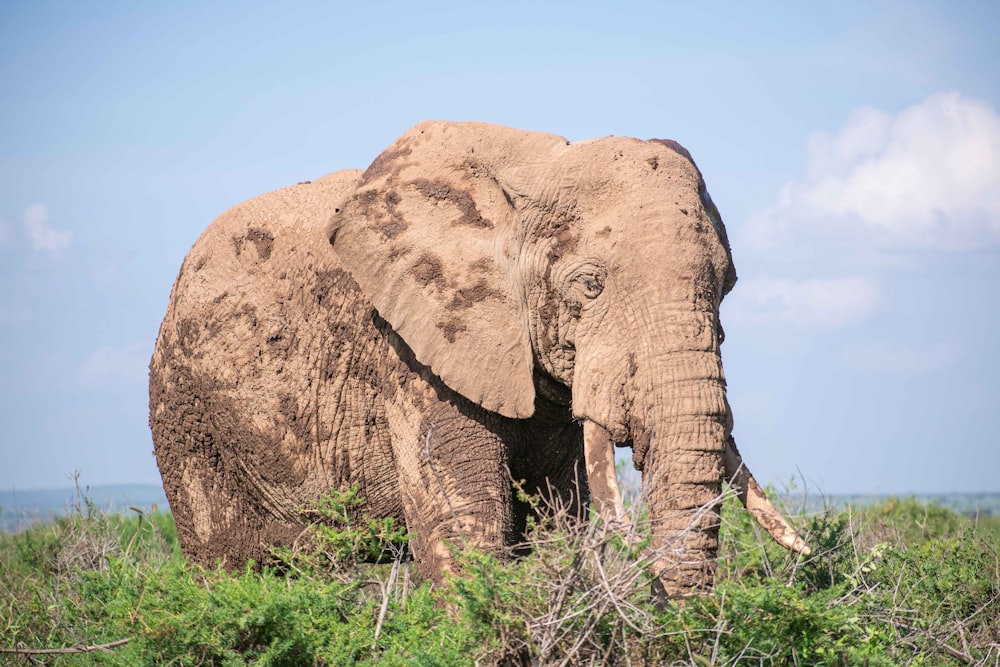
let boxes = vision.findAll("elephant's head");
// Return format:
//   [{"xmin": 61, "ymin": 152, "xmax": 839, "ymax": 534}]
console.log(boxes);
[{"xmin": 328, "ymin": 121, "xmax": 808, "ymax": 597}]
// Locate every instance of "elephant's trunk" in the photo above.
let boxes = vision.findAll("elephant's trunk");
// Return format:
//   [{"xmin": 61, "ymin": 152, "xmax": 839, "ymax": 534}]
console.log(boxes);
[
  {"xmin": 637, "ymin": 425, "xmax": 811, "ymax": 598},
  {"xmin": 641, "ymin": 411, "xmax": 728, "ymax": 597},
  {"xmin": 580, "ymin": 340, "xmax": 811, "ymax": 598},
  {"xmin": 577, "ymin": 297, "xmax": 810, "ymax": 597}
]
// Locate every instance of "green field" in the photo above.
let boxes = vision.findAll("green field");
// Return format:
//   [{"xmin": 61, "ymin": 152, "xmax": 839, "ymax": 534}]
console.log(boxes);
[{"xmin": 1, "ymin": 486, "xmax": 998, "ymax": 665}]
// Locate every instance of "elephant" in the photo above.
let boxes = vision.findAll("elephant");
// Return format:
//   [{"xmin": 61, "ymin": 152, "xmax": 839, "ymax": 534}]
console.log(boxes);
[{"xmin": 149, "ymin": 121, "xmax": 809, "ymax": 598}]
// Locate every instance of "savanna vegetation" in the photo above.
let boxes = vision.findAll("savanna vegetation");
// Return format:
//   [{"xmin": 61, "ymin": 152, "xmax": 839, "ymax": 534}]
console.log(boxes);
[{"xmin": 1, "ymin": 479, "xmax": 998, "ymax": 666}]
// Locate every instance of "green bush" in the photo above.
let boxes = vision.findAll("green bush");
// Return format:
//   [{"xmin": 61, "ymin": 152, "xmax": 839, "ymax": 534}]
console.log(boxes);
[{"xmin": 1, "ymin": 489, "xmax": 998, "ymax": 665}]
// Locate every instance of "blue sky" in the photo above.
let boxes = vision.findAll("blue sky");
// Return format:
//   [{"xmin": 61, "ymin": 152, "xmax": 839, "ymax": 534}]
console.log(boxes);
[{"xmin": 1, "ymin": 1, "xmax": 997, "ymax": 494}]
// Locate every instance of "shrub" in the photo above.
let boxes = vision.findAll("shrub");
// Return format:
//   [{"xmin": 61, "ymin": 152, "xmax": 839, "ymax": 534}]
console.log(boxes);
[{"xmin": 1, "ymin": 488, "xmax": 998, "ymax": 665}]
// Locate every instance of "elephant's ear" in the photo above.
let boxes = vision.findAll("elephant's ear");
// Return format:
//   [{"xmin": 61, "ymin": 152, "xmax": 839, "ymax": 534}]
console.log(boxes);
[{"xmin": 329, "ymin": 121, "xmax": 561, "ymax": 419}]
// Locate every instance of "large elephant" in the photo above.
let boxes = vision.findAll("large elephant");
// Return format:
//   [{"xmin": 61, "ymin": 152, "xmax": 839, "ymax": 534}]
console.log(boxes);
[{"xmin": 149, "ymin": 121, "xmax": 808, "ymax": 598}]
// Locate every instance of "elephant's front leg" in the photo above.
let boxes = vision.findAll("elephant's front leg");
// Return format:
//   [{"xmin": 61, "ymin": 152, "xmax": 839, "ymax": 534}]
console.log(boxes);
[{"xmin": 387, "ymin": 403, "xmax": 513, "ymax": 583}]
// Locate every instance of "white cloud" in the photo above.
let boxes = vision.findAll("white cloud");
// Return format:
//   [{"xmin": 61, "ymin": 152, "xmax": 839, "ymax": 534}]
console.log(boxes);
[
  {"xmin": 24, "ymin": 204, "xmax": 71, "ymax": 252},
  {"xmin": 77, "ymin": 342, "xmax": 150, "ymax": 389},
  {"xmin": 0, "ymin": 214, "xmax": 8, "ymax": 246},
  {"xmin": 724, "ymin": 277, "xmax": 880, "ymax": 330},
  {"xmin": 842, "ymin": 341, "xmax": 960, "ymax": 374},
  {"xmin": 746, "ymin": 93, "xmax": 1000, "ymax": 251}
]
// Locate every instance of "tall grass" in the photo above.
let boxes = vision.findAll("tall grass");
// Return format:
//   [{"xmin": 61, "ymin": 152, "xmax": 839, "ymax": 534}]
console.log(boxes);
[{"xmin": 1, "ymin": 485, "xmax": 997, "ymax": 665}]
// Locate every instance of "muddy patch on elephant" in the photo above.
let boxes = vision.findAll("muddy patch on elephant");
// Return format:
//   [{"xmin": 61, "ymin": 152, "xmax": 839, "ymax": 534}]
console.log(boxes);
[
  {"xmin": 247, "ymin": 228, "xmax": 274, "ymax": 260},
  {"xmin": 351, "ymin": 188, "xmax": 409, "ymax": 239},
  {"xmin": 410, "ymin": 251, "xmax": 447, "ymax": 290},
  {"xmin": 379, "ymin": 190, "xmax": 407, "ymax": 238},
  {"xmin": 409, "ymin": 178, "xmax": 493, "ymax": 229},
  {"xmin": 436, "ymin": 315, "xmax": 468, "ymax": 343},
  {"xmin": 446, "ymin": 278, "xmax": 504, "ymax": 311},
  {"xmin": 233, "ymin": 228, "xmax": 275, "ymax": 260},
  {"xmin": 359, "ymin": 143, "xmax": 413, "ymax": 186},
  {"xmin": 387, "ymin": 244, "xmax": 412, "ymax": 262}
]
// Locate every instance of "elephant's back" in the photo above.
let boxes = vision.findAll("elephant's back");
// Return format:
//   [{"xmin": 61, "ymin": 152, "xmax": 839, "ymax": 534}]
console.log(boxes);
[{"xmin": 149, "ymin": 169, "xmax": 401, "ymax": 565}]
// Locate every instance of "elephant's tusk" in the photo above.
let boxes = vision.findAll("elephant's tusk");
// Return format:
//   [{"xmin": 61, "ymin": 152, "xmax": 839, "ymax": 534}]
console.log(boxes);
[
  {"xmin": 723, "ymin": 436, "xmax": 811, "ymax": 556},
  {"xmin": 583, "ymin": 421, "xmax": 633, "ymax": 533}
]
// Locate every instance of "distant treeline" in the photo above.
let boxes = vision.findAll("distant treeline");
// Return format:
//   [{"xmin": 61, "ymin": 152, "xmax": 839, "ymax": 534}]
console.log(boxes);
[
  {"xmin": 2, "ymin": 483, "xmax": 997, "ymax": 533},
  {"xmin": 788, "ymin": 492, "xmax": 1000, "ymax": 519}
]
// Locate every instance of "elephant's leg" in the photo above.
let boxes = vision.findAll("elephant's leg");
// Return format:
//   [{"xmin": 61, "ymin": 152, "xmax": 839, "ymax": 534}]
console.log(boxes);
[
  {"xmin": 153, "ymin": 430, "xmax": 307, "ymax": 569},
  {"xmin": 386, "ymin": 402, "xmax": 513, "ymax": 583}
]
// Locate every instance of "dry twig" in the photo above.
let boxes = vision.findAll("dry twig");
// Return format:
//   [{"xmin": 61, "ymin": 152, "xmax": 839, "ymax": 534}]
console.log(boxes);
[{"xmin": 0, "ymin": 638, "xmax": 130, "ymax": 655}]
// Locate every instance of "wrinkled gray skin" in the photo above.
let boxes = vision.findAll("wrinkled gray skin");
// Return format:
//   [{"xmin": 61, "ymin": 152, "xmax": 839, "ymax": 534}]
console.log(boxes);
[{"xmin": 150, "ymin": 121, "xmax": 808, "ymax": 598}]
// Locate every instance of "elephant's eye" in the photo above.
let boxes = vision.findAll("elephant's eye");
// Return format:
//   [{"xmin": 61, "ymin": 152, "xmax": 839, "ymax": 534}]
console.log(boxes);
[{"xmin": 570, "ymin": 270, "xmax": 605, "ymax": 300}]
